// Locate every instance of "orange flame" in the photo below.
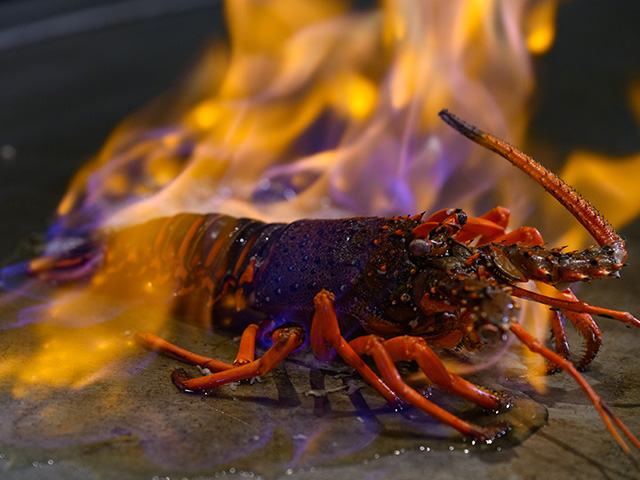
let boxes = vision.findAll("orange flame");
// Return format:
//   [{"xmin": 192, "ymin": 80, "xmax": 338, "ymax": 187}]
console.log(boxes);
[
  {"xmin": 5, "ymin": 0, "xmax": 570, "ymax": 392},
  {"xmin": 56, "ymin": 0, "xmax": 559, "ymax": 232}
]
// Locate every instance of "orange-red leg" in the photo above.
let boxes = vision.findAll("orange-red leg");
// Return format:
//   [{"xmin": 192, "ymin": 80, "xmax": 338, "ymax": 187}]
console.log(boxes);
[
  {"xmin": 172, "ymin": 326, "xmax": 304, "ymax": 391},
  {"xmin": 311, "ymin": 290, "xmax": 509, "ymax": 440},
  {"xmin": 426, "ymin": 207, "xmax": 539, "ymax": 246},
  {"xmin": 136, "ymin": 331, "xmax": 234, "ymax": 372},
  {"xmin": 350, "ymin": 335, "xmax": 511, "ymax": 411},
  {"xmin": 412, "ymin": 209, "xmax": 467, "ymax": 239},
  {"xmin": 234, "ymin": 323, "xmax": 259, "ymax": 365},
  {"xmin": 511, "ymin": 285, "xmax": 640, "ymax": 328},
  {"xmin": 416, "ymin": 207, "xmax": 543, "ymax": 252},
  {"xmin": 510, "ymin": 322, "xmax": 640, "ymax": 465},
  {"xmin": 547, "ymin": 310, "xmax": 570, "ymax": 373},
  {"xmin": 136, "ymin": 325, "xmax": 304, "ymax": 391},
  {"xmin": 565, "ymin": 309, "xmax": 601, "ymax": 369},
  {"xmin": 456, "ymin": 207, "xmax": 512, "ymax": 244},
  {"xmin": 348, "ymin": 334, "xmax": 509, "ymax": 440},
  {"xmin": 456, "ymin": 217, "xmax": 506, "ymax": 243},
  {"xmin": 414, "ymin": 208, "xmax": 508, "ymax": 242},
  {"xmin": 543, "ymin": 288, "xmax": 601, "ymax": 372},
  {"xmin": 310, "ymin": 290, "xmax": 400, "ymax": 406},
  {"xmin": 490, "ymin": 226, "xmax": 544, "ymax": 246}
]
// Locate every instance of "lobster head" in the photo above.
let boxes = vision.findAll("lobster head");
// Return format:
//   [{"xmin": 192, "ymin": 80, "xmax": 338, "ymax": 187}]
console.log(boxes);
[{"xmin": 406, "ymin": 210, "xmax": 518, "ymax": 349}]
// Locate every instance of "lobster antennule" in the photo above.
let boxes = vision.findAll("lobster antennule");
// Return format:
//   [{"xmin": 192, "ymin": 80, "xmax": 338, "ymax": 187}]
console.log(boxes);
[
  {"xmin": 509, "ymin": 285, "xmax": 640, "ymax": 329},
  {"xmin": 438, "ymin": 109, "xmax": 627, "ymax": 267},
  {"xmin": 509, "ymin": 322, "xmax": 640, "ymax": 469}
]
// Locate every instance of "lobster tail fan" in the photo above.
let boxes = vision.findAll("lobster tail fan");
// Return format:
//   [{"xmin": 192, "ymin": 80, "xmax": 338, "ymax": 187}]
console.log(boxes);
[{"xmin": 0, "ymin": 236, "xmax": 104, "ymax": 294}]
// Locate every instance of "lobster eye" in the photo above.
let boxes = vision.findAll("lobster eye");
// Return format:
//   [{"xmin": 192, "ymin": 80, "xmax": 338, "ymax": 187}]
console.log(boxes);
[
  {"xmin": 409, "ymin": 238, "xmax": 432, "ymax": 257},
  {"xmin": 477, "ymin": 324, "xmax": 502, "ymax": 343},
  {"xmin": 456, "ymin": 210, "xmax": 467, "ymax": 227}
]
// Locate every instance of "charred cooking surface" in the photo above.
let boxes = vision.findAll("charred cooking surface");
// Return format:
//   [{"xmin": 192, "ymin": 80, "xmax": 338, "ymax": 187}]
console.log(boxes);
[{"xmin": 0, "ymin": 301, "xmax": 638, "ymax": 479}]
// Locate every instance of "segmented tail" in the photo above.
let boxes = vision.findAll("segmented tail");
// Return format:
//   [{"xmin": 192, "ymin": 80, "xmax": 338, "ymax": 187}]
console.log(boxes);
[{"xmin": 0, "ymin": 237, "xmax": 103, "ymax": 291}]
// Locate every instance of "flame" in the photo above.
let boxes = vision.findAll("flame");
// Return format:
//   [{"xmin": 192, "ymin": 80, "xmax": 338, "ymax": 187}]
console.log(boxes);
[
  {"xmin": 2, "ymin": 0, "xmax": 577, "ymax": 392},
  {"xmin": 54, "ymin": 0, "xmax": 560, "ymax": 235},
  {"xmin": 524, "ymin": 1, "xmax": 557, "ymax": 54}
]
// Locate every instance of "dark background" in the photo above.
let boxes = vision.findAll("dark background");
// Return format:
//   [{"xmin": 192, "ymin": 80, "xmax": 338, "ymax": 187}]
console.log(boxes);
[
  {"xmin": 530, "ymin": 0, "xmax": 640, "ymax": 156},
  {"xmin": 0, "ymin": 0, "xmax": 226, "ymax": 256}
]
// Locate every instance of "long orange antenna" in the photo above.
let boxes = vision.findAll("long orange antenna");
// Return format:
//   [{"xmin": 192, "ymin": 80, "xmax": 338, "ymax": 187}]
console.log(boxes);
[{"xmin": 438, "ymin": 109, "xmax": 627, "ymax": 267}]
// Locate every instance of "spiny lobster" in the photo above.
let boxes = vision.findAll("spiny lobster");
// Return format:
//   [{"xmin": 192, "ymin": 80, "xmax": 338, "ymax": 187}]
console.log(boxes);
[{"xmin": 14, "ymin": 110, "xmax": 640, "ymax": 466}]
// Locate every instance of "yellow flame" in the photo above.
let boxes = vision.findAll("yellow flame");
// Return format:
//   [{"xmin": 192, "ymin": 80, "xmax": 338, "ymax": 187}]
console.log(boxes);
[
  {"xmin": 57, "ymin": 0, "xmax": 564, "ymax": 230},
  {"xmin": 525, "ymin": 1, "xmax": 558, "ymax": 54},
  {"xmin": 9, "ymin": 0, "xmax": 567, "ymax": 394},
  {"xmin": 330, "ymin": 72, "xmax": 378, "ymax": 120},
  {"xmin": 5, "ymin": 289, "xmax": 172, "ymax": 396}
]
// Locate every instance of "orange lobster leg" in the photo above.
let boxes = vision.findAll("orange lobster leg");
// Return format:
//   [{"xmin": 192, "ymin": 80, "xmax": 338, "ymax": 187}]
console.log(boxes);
[
  {"xmin": 414, "ymin": 207, "xmax": 517, "ymax": 244},
  {"xmin": 510, "ymin": 322, "xmax": 640, "ymax": 466},
  {"xmin": 543, "ymin": 288, "xmax": 601, "ymax": 372},
  {"xmin": 420, "ymin": 208, "xmax": 463, "ymax": 224},
  {"xmin": 350, "ymin": 335, "xmax": 510, "ymax": 411},
  {"xmin": 455, "ymin": 206, "xmax": 514, "ymax": 243},
  {"xmin": 412, "ymin": 209, "xmax": 468, "ymax": 238},
  {"xmin": 490, "ymin": 226, "xmax": 544, "ymax": 246},
  {"xmin": 564, "ymin": 309, "xmax": 601, "ymax": 369},
  {"xmin": 348, "ymin": 334, "xmax": 509, "ymax": 440},
  {"xmin": 426, "ymin": 206, "xmax": 508, "ymax": 244},
  {"xmin": 475, "ymin": 206, "xmax": 510, "ymax": 229},
  {"xmin": 454, "ymin": 217, "xmax": 506, "ymax": 243},
  {"xmin": 234, "ymin": 323, "xmax": 259, "ymax": 365},
  {"xmin": 547, "ymin": 310, "xmax": 570, "ymax": 373},
  {"xmin": 310, "ymin": 290, "xmax": 400, "ymax": 406},
  {"xmin": 510, "ymin": 285, "xmax": 640, "ymax": 328},
  {"xmin": 136, "ymin": 331, "xmax": 234, "ymax": 372},
  {"xmin": 424, "ymin": 207, "xmax": 539, "ymax": 246},
  {"xmin": 136, "ymin": 325, "xmax": 304, "ymax": 391},
  {"xmin": 311, "ymin": 290, "xmax": 509, "ymax": 440}
]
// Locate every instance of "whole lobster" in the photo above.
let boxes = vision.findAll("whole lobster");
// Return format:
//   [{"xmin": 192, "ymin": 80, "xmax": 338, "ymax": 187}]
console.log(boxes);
[{"xmin": 16, "ymin": 110, "xmax": 640, "ymax": 464}]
